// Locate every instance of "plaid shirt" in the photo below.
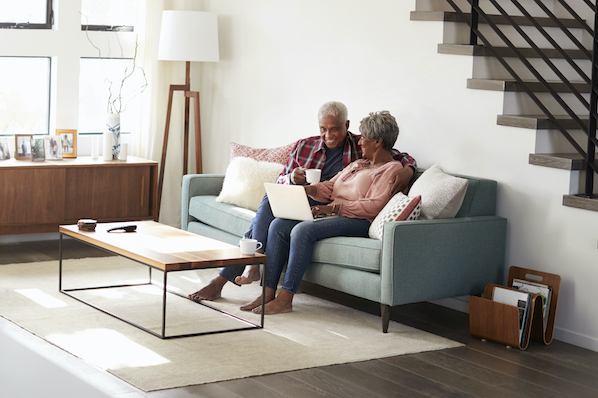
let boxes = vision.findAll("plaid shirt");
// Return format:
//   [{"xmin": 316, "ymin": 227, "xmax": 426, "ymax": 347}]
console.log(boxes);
[{"xmin": 276, "ymin": 131, "xmax": 417, "ymax": 184}]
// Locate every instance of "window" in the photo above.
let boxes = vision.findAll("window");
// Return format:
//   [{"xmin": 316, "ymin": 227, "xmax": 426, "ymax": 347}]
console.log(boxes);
[
  {"xmin": 78, "ymin": 58, "xmax": 145, "ymax": 134},
  {"xmin": 0, "ymin": 57, "xmax": 50, "ymax": 135},
  {"xmin": 0, "ymin": 1, "xmax": 145, "ymax": 139},
  {"xmin": 0, "ymin": 0, "xmax": 52, "ymax": 29},
  {"xmin": 80, "ymin": 0, "xmax": 137, "ymax": 31}
]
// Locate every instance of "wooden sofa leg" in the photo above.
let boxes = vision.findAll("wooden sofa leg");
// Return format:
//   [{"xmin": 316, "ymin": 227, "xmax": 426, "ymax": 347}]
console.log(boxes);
[{"xmin": 381, "ymin": 304, "xmax": 391, "ymax": 333}]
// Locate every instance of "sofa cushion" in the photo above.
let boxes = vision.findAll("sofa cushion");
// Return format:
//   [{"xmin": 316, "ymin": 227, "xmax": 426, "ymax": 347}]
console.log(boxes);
[
  {"xmin": 216, "ymin": 157, "xmax": 284, "ymax": 212},
  {"xmin": 408, "ymin": 164, "xmax": 469, "ymax": 220},
  {"xmin": 312, "ymin": 237, "xmax": 382, "ymax": 273},
  {"xmin": 368, "ymin": 193, "xmax": 422, "ymax": 240},
  {"xmin": 230, "ymin": 141, "xmax": 294, "ymax": 164},
  {"xmin": 189, "ymin": 195, "xmax": 255, "ymax": 238}
]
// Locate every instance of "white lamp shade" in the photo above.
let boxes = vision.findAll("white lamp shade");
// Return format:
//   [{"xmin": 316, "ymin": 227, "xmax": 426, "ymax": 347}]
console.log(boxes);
[{"xmin": 158, "ymin": 11, "xmax": 220, "ymax": 62}]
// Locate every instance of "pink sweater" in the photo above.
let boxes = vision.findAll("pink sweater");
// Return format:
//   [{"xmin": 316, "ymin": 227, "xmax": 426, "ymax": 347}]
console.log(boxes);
[{"xmin": 310, "ymin": 159, "xmax": 404, "ymax": 222}]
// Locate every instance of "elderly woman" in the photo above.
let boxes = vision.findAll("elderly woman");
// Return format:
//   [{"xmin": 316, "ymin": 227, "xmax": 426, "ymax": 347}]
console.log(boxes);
[{"xmin": 241, "ymin": 111, "xmax": 404, "ymax": 315}]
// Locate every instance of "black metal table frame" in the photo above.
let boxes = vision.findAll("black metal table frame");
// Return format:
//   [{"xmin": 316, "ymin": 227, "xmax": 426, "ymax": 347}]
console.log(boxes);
[{"xmin": 58, "ymin": 233, "xmax": 266, "ymax": 339}]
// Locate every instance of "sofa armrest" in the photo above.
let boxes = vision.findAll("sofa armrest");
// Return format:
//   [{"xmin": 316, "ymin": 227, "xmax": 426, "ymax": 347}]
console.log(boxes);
[
  {"xmin": 181, "ymin": 174, "xmax": 225, "ymax": 230},
  {"xmin": 380, "ymin": 216, "xmax": 507, "ymax": 306}
]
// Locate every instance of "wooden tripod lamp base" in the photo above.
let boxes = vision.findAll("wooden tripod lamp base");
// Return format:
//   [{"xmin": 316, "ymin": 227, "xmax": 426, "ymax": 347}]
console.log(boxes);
[{"xmin": 156, "ymin": 61, "xmax": 202, "ymax": 221}]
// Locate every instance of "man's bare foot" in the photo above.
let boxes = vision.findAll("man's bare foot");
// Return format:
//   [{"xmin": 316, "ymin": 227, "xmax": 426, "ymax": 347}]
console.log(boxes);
[
  {"xmin": 252, "ymin": 290, "xmax": 294, "ymax": 315},
  {"xmin": 240, "ymin": 287, "xmax": 276, "ymax": 311},
  {"xmin": 234, "ymin": 265, "xmax": 261, "ymax": 285},
  {"xmin": 188, "ymin": 275, "xmax": 227, "ymax": 302}
]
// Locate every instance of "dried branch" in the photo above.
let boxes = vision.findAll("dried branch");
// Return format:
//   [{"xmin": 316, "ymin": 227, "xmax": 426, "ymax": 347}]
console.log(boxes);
[{"xmin": 82, "ymin": 13, "xmax": 148, "ymax": 115}]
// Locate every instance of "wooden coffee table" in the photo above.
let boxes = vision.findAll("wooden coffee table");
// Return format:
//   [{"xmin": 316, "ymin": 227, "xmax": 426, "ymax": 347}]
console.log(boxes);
[{"xmin": 58, "ymin": 221, "xmax": 266, "ymax": 339}]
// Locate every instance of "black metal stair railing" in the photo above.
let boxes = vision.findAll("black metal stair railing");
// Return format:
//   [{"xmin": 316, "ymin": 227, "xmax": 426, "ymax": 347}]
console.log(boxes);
[{"xmin": 445, "ymin": 0, "xmax": 598, "ymax": 198}]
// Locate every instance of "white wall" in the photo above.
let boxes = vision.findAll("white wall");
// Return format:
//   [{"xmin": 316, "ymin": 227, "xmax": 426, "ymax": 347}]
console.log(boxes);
[{"xmin": 197, "ymin": 0, "xmax": 598, "ymax": 351}]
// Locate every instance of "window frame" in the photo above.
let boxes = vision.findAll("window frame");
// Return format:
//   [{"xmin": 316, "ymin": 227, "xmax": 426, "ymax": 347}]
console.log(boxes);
[
  {"xmin": 0, "ymin": 0, "xmax": 53, "ymax": 30},
  {"xmin": 81, "ymin": 25, "xmax": 134, "ymax": 32}
]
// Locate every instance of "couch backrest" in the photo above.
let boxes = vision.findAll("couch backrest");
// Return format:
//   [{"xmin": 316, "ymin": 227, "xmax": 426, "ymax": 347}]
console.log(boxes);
[{"xmin": 411, "ymin": 170, "xmax": 498, "ymax": 218}]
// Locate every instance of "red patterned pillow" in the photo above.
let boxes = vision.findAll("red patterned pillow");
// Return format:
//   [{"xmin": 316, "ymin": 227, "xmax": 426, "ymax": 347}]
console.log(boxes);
[
  {"xmin": 368, "ymin": 193, "xmax": 422, "ymax": 240},
  {"xmin": 230, "ymin": 142, "xmax": 295, "ymax": 165}
]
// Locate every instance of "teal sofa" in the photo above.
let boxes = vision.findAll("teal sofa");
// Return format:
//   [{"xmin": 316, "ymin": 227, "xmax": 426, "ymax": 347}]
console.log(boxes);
[{"xmin": 181, "ymin": 171, "xmax": 507, "ymax": 332}]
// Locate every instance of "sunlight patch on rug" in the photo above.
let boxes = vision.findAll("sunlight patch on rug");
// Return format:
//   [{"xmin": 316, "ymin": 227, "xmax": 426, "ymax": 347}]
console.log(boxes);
[
  {"xmin": 47, "ymin": 328, "xmax": 170, "ymax": 370},
  {"xmin": 15, "ymin": 289, "xmax": 68, "ymax": 309}
]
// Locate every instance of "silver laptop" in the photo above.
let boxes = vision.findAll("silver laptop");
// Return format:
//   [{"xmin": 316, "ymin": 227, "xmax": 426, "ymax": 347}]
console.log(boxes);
[{"xmin": 264, "ymin": 183, "xmax": 336, "ymax": 221}]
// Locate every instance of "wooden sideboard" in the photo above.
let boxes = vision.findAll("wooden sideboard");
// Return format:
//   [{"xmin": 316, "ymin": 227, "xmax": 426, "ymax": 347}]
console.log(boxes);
[{"xmin": 0, "ymin": 156, "xmax": 158, "ymax": 235}]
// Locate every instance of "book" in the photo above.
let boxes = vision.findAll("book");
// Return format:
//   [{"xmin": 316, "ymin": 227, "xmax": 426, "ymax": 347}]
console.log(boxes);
[
  {"xmin": 492, "ymin": 286, "xmax": 532, "ymax": 346},
  {"xmin": 511, "ymin": 278, "xmax": 552, "ymax": 328}
]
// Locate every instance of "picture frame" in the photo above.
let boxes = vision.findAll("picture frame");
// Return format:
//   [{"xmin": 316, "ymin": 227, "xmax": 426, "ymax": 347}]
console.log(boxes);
[
  {"xmin": 43, "ymin": 136, "xmax": 63, "ymax": 160},
  {"xmin": 0, "ymin": 137, "xmax": 11, "ymax": 160},
  {"xmin": 30, "ymin": 138, "xmax": 46, "ymax": 161},
  {"xmin": 15, "ymin": 134, "xmax": 33, "ymax": 160},
  {"xmin": 56, "ymin": 129, "xmax": 77, "ymax": 158}
]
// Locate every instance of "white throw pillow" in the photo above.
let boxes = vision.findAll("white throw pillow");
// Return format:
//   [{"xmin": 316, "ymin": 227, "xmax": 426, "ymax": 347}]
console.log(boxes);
[
  {"xmin": 408, "ymin": 164, "xmax": 469, "ymax": 220},
  {"xmin": 369, "ymin": 193, "xmax": 422, "ymax": 240},
  {"xmin": 216, "ymin": 157, "xmax": 284, "ymax": 211}
]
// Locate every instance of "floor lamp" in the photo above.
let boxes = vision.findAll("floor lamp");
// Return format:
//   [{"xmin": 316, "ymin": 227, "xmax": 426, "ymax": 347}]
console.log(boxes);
[{"xmin": 156, "ymin": 10, "xmax": 220, "ymax": 220}]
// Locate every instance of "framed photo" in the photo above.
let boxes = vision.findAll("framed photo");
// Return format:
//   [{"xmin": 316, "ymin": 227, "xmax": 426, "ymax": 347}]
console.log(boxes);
[
  {"xmin": 56, "ymin": 129, "xmax": 77, "ymax": 158},
  {"xmin": 44, "ymin": 136, "xmax": 62, "ymax": 160},
  {"xmin": 15, "ymin": 134, "xmax": 33, "ymax": 160},
  {"xmin": 0, "ymin": 137, "xmax": 11, "ymax": 160},
  {"xmin": 30, "ymin": 138, "xmax": 46, "ymax": 161}
]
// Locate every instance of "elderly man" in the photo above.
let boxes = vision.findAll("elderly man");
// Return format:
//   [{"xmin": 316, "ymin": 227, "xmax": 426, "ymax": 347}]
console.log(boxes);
[{"xmin": 188, "ymin": 101, "xmax": 417, "ymax": 302}]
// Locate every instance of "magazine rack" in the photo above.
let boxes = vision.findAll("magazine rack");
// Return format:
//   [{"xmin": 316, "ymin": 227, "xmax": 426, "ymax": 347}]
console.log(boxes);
[{"xmin": 469, "ymin": 266, "xmax": 561, "ymax": 350}]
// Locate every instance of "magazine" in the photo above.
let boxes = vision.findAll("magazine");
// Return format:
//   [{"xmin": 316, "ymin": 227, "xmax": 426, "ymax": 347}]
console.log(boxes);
[
  {"xmin": 512, "ymin": 278, "xmax": 552, "ymax": 328},
  {"xmin": 492, "ymin": 286, "xmax": 532, "ymax": 346}
]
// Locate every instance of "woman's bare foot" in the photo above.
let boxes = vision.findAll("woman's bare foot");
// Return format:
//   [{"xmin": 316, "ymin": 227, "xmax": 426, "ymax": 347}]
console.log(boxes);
[
  {"xmin": 188, "ymin": 275, "xmax": 227, "ymax": 302},
  {"xmin": 252, "ymin": 290, "xmax": 294, "ymax": 315},
  {"xmin": 234, "ymin": 265, "xmax": 261, "ymax": 285},
  {"xmin": 240, "ymin": 287, "xmax": 276, "ymax": 311}
]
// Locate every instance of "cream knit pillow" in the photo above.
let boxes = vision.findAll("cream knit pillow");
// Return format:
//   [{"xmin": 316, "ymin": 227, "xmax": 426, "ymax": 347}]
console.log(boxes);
[
  {"xmin": 216, "ymin": 157, "xmax": 284, "ymax": 211},
  {"xmin": 408, "ymin": 164, "xmax": 468, "ymax": 220}
]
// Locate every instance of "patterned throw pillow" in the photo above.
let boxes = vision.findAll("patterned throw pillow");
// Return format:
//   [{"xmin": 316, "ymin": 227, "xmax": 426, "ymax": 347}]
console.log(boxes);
[
  {"xmin": 230, "ymin": 142, "xmax": 295, "ymax": 165},
  {"xmin": 368, "ymin": 193, "xmax": 422, "ymax": 240}
]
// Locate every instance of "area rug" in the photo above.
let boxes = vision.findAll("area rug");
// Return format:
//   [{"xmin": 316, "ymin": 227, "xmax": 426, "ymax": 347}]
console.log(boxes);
[{"xmin": 0, "ymin": 257, "xmax": 462, "ymax": 392}]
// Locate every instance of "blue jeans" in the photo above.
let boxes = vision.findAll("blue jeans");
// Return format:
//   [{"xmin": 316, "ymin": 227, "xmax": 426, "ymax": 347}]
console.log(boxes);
[
  {"xmin": 219, "ymin": 193, "xmax": 327, "ymax": 284},
  {"xmin": 219, "ymin": 194, "xmax": 275, "ymax": 283},
  {"xmin": 264, "ymin": 216, "xmax": 371, "ymax": 294}
]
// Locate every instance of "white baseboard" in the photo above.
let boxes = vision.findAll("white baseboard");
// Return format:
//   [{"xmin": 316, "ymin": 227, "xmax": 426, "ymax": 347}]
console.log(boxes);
[{"xmin": 553, "ymin": 327, "xmax": 598, "ymax": 352}]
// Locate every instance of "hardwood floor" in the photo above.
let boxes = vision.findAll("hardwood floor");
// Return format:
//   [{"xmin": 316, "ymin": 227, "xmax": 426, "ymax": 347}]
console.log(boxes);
[{"xmin": 2, "ymin": 239, "xmax": 597, "ymax": 398}]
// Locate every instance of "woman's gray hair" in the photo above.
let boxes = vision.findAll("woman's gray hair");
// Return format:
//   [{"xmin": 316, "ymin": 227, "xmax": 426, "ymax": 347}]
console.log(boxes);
[
  {"xmin": 359, "ymin": 111, "xmax": 399, "ymax": 150},
  {"xmin": 318, "ymin": 101, "xmax": 348, "ymax": 123}
]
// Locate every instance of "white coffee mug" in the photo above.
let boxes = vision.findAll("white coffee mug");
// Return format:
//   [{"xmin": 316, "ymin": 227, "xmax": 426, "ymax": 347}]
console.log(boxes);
[
  {"xmin": 305, "ymin": 169, "xmax": 322, "ymax": 184},
  {"xmin": 239, "ymin": 238, "xmax": 263, "ymax": 255}
]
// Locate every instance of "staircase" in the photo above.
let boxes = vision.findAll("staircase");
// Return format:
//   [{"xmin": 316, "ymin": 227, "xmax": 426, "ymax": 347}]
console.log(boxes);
[{"xmin": 411, "ymin": 0, "xmax": 598, "ymax": 211}]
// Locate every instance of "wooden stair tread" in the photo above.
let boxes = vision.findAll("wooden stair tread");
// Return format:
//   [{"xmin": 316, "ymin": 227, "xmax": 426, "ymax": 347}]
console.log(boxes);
[
  {"xmin": 529, "ymin": 153, "xmax": 587, "ymax": 170},
  {"xmin": 563, "ymin": 195, "xmax": 598, "ymax": 212},
  {"xmin": 467, "ymin": 78, "xmax": 591, "ymax": 93},
  {"xmin": 410, "ymin": 11, "xmax": 585, "ymax": 28},
  {"xmin": 439, "ymin": 44, "xmax": 591, "ymax": 59},
  {"xmin": 497, "ymin": 114, "xmax": 593, "ymax": 130}
]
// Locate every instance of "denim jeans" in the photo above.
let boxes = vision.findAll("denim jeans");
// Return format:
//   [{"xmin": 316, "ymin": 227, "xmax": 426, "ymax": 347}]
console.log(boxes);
[
  {"xmin": 220, "ymin": 193, "xmax": 328, "ymax": 284},
  {"xmin": 219, "ymin": 194, "xmax": 275, "ymax": 283},
  {"xmin": 263, "ymin": 216, "xmax": 371, "ymax": 294}
]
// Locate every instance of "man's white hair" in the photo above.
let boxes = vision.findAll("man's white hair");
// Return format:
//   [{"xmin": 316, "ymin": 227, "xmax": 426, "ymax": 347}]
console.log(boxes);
[{"xmin": 318, "ymin": 101, "xmax": 348, "ymax": 122}]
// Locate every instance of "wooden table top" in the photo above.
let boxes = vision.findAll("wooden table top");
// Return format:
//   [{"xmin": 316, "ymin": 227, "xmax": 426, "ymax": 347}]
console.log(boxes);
[
  {"xmin": 59, "ymin": 221, "xmax": 266, "ymax": 271},
  {"xmin": 0, "ymin": 156, "xmax": 157, "ymax": 170}
]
